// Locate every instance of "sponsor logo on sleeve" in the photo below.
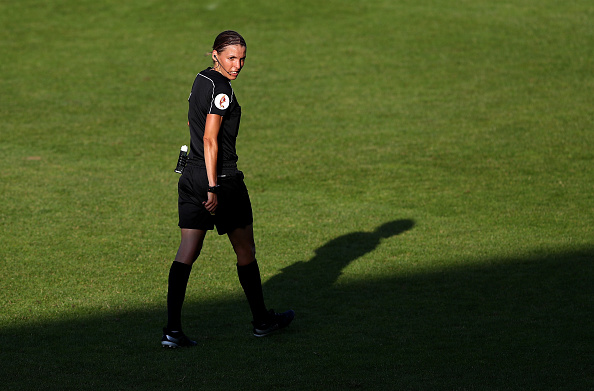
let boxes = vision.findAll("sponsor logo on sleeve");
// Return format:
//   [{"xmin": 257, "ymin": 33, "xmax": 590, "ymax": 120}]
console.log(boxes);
[{"xmin": 214, "ymin": 93, "xmax": 230, "ymax": 110}]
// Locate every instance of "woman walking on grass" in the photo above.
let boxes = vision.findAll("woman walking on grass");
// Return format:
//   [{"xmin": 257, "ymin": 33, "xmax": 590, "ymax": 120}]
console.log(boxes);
[{"xmin": 162, "ymin": 30, "xmax": 294, "ymax": 348}]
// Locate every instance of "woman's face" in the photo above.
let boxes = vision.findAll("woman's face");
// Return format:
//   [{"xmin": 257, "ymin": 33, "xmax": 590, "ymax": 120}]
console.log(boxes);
[{"xmin": 213, "ymin": 44, "xmax": 246, "ymax": 80}]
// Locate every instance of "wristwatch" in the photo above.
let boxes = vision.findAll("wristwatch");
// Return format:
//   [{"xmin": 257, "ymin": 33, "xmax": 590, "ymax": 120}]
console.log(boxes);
[{"xmin": 207, "ymin": 185, "xmax": 221, "ymax": 194}]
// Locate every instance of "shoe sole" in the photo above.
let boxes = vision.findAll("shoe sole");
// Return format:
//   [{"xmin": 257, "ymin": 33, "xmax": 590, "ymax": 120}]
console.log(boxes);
[
  {"xmin": 253, "ymin": 324, "xmax": 280, "ymax": 337},
  {"xmin": 161, "ymin": 339, "xmax": 197, "ymax": 348},
  {"xmin": 253, "ymin": 310, "xmax": 295, "ymax": 337}
]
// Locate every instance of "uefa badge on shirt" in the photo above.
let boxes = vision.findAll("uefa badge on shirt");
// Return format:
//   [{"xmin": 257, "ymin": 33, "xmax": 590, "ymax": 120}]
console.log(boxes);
[{"xmin": 214, "ymin": 94, "xmax": 230, "ymax": 110}]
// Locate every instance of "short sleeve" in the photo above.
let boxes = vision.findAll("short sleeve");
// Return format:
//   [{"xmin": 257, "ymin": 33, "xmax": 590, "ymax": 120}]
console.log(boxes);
[{"xmin": 209, "ymin": 82, "xmax": 233, "ymax": 116}]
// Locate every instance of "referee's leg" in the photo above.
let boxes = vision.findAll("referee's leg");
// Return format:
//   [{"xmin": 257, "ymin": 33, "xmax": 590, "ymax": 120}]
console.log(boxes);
[
  {"xmin": 228, "ymin": 225, "xmax": 268, "ymax": 322},
  {"xmin": 175, "ymin": 228, "xmax": 207, "ymax": 264},
  {"xmin": 166, "ymin": 229, "xmax": 206, "ymax": 332},
  {"xmin": 228, "ymin": 224, "xmax": 256, "ymax": 266}
]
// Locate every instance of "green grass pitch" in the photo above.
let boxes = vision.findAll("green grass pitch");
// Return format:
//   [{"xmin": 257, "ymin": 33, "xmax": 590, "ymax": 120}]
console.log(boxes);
[{"xmin": 1, "ymin": 0, "xmax": 592, "ymax": 390}]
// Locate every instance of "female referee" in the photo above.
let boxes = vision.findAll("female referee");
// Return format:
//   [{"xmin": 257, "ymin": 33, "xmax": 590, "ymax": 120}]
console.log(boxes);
[{"xmin": 161, "ymin": 31, "xmax": 295, "ymax": 348}]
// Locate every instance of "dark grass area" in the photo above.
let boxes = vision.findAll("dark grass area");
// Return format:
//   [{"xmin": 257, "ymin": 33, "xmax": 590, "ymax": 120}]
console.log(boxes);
[{"xmin": 2, "ymin": 229, "xmax": 591, "ymax": 390}]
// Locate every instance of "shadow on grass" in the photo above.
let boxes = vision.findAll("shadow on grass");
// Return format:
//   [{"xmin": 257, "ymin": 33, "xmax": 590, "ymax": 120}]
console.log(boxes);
[{"xmin": 1, "ymin": 219, "xmax": 592, "ymax": 390}]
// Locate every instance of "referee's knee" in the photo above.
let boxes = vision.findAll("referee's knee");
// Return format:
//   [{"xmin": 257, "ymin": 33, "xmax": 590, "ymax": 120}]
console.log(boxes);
[{"xmin": 236, "ymin": 247, "xmax": 256, "ymax": 266}]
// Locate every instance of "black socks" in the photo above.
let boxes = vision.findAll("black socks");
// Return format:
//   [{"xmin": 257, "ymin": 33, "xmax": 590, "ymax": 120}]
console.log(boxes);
[
  {"xmin": 237, "ymin": 260, "xmax": 268, "ymax": 322},
  {"xmin": 166, "ymin": 261, "xmax": 192, "ymax": 331},
  {"xmin": 167, "ymin": 260, "xmax": 268, "ymax": 330}
]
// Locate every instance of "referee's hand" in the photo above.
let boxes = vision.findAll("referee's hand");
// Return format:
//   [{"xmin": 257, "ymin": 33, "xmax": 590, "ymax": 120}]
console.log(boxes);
[{"xmin": 203, "ymin": 192, "xmax": 218, "ymax": 215}]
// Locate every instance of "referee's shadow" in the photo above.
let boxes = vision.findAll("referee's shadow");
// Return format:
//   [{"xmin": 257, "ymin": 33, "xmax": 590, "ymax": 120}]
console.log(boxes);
[{"xmin": 262, "ymin": 219, "xmax": 415, "ymax": 315}]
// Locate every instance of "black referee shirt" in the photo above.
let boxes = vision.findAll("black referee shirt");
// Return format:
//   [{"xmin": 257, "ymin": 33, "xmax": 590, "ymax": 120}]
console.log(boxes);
[{"xmin": 187, "ymin": 68, "xmax": 242, "ymax": 167}]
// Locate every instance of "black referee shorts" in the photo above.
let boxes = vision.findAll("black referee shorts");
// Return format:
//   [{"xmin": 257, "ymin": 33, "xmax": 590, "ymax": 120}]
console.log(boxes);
[{"xmin": 178, "ymin": 165, "xmax": 253, "ymax": 235}]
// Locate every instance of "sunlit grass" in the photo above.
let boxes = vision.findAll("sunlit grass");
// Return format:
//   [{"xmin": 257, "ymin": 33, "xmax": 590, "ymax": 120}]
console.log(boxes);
[{"xmin": 1, "ymin": 0, "xmax": 592, "ymax": 389}]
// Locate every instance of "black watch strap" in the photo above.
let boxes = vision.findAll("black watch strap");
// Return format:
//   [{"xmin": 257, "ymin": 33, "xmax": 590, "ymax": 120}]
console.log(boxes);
[{"xmin": 207, "ymin": 185, "xmax": 220, "ymax": 194}]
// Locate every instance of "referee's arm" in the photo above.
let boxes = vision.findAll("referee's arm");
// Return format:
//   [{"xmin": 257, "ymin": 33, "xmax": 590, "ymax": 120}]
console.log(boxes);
[{"xmin": 203, "ymin": 113, "xmax": 223, "ymax": 213}]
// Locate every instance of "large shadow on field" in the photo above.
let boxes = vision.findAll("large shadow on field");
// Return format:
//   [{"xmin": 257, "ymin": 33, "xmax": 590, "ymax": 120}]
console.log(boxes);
[
  {"xmin": 263, "ymin": 219, "xmax": 416, "ymax": 302},
  {"xmin": 1, "ymin": 222, "xmax": 592, "ymax": 390}
]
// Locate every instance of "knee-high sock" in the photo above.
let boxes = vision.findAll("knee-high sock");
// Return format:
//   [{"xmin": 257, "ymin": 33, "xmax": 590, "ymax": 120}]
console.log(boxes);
[
  {"xmin": 237, "ymin": 260, "xmax": 268, "ymax": 322},
  {"xmin": 166, "ymin": 261, "xmax": 192, "ymax": 331}
]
